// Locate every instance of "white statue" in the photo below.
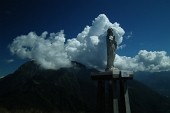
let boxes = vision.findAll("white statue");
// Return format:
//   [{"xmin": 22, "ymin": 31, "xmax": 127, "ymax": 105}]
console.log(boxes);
[{"xmin": 105, "ymin": 28, "xmax": 117, "ymax": 71}]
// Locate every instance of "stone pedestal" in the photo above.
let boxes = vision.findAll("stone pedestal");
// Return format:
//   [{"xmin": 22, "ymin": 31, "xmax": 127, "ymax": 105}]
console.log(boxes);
[{"xmin": 91, "ymin": 70, "xmax": 133, "ymax": 113}]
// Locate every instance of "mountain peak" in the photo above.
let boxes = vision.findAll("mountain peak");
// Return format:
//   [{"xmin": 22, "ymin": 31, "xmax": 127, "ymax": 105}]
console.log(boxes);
[{"xmin": 71, "ymin": 61, "xmax": 86, "ymax": 68}]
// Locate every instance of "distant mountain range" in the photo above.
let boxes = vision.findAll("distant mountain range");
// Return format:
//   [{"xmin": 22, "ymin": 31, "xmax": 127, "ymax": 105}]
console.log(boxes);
[
  {"xmin": 134, "ymin": 71, "xmax": 170, "ymax": 98},
  {"xmin": 0, "ymin": 60, "xmax": 170, "ymax": 113}
]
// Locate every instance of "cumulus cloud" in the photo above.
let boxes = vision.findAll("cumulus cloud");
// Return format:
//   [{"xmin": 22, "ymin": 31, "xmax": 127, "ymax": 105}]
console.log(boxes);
[
  {"xmin": 9, "ymin": 14, "xmax": 125, "ymax": 70},
  {"xmin": 115, "ymin": 50, "xmax": 170, "ymax": 72},
  {"xmin": 8, "ymin": 14, "xmax": 170, "ymax": 72},
  {"xmin": 9, "ymin": 30, "xmax": 72, "ymax": 69},
  {"xmin": 65, "ymin": 14, "xmax": 125, "ymax": 70}
]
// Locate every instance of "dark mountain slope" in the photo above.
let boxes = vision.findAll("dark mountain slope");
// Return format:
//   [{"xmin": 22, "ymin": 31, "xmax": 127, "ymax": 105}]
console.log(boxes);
[
  {"xmin": 129, "ymin": 80, "xmax": 170, "ymax": 113},
  {"xmin": 134, "ymin": 71, "xmax": 170, "ymax": 97},
  {"xmin": 0, "ymin": 61, "xmax": 170, "ymax": 113},
  {"xmin": 0, "ymin": 60, "xmax": 40, "ymax": 95},
  {"xmin": 0, "ymin": 60, "xmax": 98, "ymax": 112}
]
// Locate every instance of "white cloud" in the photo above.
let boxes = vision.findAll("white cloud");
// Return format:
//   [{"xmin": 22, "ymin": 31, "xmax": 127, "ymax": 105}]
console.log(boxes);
[
  {"xmin": 9, "ymin": 14, "xmax": 125, "ymax": 71},
  {"xmin": 5, "ymin": 59, "xmax": 14, "ymax": 63},
  {"xmin": 65, "ymin": 14, "xmax": 125, "ymax": 70},
  {"xmin": 9, "ymin": 30, "xmax": 72, "ymax": 69},
  {"xmin": 115, "ymin": 50, "xmax": 170, "ymax": 72},
  {"xmin": 8, "ymin": 14, "xmax": 170, "ymax": 72}
]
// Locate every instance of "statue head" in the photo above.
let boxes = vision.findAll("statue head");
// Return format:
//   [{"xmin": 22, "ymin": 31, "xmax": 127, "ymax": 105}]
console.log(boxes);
[{"xmin": 107, "ymin": 28, "xmax": 113, "ymax": 36}]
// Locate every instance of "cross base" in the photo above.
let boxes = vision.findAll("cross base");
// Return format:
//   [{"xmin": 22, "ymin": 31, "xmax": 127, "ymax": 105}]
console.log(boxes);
[{"xmin": 91, "ymin": 70, "xmax": 133, "ymax": 113}]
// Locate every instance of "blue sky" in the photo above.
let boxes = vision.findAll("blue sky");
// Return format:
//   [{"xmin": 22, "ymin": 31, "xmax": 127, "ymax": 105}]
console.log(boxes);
[{"xmin": 0, "ymin": 0, "xmax": 170, "ymax": 76}]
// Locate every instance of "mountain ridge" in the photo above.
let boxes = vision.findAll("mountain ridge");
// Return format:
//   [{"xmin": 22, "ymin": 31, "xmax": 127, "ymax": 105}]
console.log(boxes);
[
  {"xmin": 134, "ymin": 71, "xmax": 170, "ymax": 98},
  {"xmin": 0, "ymin": 60, "xmax": 170, "ymax": 113}
]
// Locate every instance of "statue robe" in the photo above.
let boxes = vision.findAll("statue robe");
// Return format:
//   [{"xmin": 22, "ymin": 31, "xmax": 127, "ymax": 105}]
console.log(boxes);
[{"xmin": 105, "ymin": 28, "xmax": 117, "ymax": 71}]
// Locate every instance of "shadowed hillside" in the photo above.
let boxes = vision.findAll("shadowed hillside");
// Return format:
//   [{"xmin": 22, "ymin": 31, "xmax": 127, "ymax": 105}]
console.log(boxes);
[
  {"xmin": 0, "ymin": 61, "xmax": 170, "ymax": 113},
  {"xmin": 135, "ymin": 71, "xmax": 170, "ymax": 98}
]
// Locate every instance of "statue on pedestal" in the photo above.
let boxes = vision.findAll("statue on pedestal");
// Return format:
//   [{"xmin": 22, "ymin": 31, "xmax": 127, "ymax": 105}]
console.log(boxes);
[
  {"xmin": 105, "ymin": 28, "xmax": 118, "ymax": 71},
  {"xmin": 91, "ymin": 28, "xmax": 133, "ymax": 113}
]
